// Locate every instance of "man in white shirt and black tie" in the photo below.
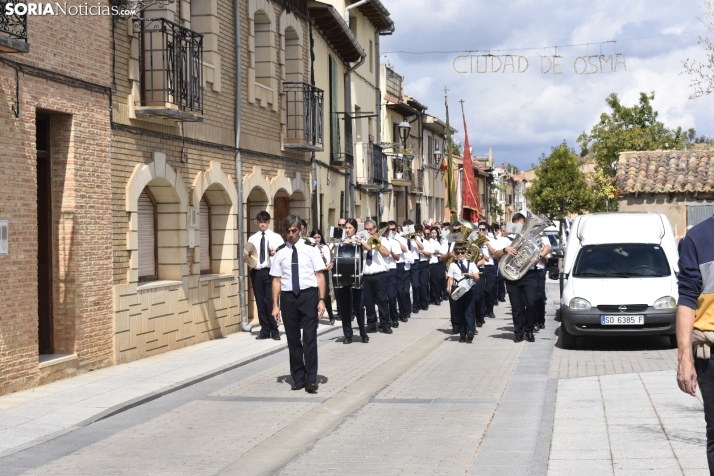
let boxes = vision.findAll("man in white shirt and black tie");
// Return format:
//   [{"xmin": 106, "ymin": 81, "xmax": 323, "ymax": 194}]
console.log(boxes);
[
  {"xmin": 351, "ymin": 219, "xmax": 392, "ymax": 333},
  {"xmin": 270, "ymin": 214, "xmax": 326, "ymax": 393},
  {"xmin": 247, "ymin": 211, "xmax": 284, "ymax": 340}
]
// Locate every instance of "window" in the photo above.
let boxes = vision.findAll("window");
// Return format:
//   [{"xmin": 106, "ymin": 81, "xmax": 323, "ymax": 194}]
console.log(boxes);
[
  {"xmin": 199, "ymin": 195, "xmax": 212, "ymax": 274},
  {"xmin": 369, "ymin": 40, "xmax": 373, "ymax": 73},
  {"xmin": 138, "ymin": 189, "xmax": 158, "ymax": 281},
  {"xmin": 427, "ymin": 136, "xmax": 433, "ymax": 165},
  {"xmin": 573, "ymin": 244, "xmax": 671, "ymax": 278},
  {"xmin": 254, "ymin": 11, "xmax": 273, "ymax": 88}
]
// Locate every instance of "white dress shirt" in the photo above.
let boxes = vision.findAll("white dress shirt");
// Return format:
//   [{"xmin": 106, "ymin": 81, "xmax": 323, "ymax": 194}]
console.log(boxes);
[
  {"xmin": 417, "ymin": 236, "xmax": 431, "ymax": 262},
  {"xmin": 482, "ymin": 235, "xmax": 495, "ymax": 266},
  {"xmin": 428, "ymin": 238, "xmax": 440, "ymax": 264},
  {"xmin": 448, "ymin": 260, "xmax": 479, "ymax": 281},
  {"xmin": 394, "ymin": 235, "xmax": 413, "ymax": 269},
  {"xmin": 363, "ymin": 237, "xmax": 390, "ymax": 275},
  {"xmin": 248, "ymin": 229, "xmax": 284, "ymax": 270},
  {"xmin": 269, "ymin": 239, "xmax": 326, "ymax": 291},
  {"xmin": 536, "ymin": 236, "xmax": 551, "ymax": 270},
  {"xmin": 317, "ymin": 243, "xmax": 332, "ymax": 268},
  {"xmin": 385, "ymin": 236, "xmax": 400, "ymax": 269}
]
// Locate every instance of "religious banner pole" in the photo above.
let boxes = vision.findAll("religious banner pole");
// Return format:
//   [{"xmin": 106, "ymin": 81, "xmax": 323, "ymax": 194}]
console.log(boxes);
[
  {"xmin": 459, "ymin": 100, "xmax": 481, "ymax": 222},
  {"xmin": 443, "ymin": 87, "xmax": 457, "ymax": 221}
]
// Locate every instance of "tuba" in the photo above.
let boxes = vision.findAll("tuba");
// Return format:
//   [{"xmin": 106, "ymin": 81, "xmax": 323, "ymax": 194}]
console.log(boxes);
[{"xmin": 498, "ymin": 211, "xmax": 551, "ymax": 281}]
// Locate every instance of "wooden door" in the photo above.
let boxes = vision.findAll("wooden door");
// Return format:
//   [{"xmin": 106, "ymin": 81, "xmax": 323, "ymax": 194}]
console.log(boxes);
[
  {"xmin": 274, "ymin": 196, "xmax": 289, "ymax": 239},
  {"xmin": 36, "ymin": 115, "xmax": 54, "ymax": 355}
]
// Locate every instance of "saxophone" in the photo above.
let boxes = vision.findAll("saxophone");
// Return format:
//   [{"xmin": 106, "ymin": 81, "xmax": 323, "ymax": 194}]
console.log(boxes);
[{"xmin": 498, "ymin": 211, "xmax": 550, "ymax": 281}]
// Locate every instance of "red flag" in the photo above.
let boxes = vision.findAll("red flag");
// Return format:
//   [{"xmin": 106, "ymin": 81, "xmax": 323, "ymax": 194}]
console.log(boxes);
[{"xmin": 461, "ymin": 115, "xmax": 481, "ymax": 221}]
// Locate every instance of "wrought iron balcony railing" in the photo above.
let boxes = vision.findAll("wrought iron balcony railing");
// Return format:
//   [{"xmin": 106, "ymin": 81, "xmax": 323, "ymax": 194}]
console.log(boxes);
[
  {"xmin": 330, "ymin": 112, "xmax": 354, "ymax": 169},
  {"xmin": 391, "ymin": 153, "xmax": 413, "ymax": 185},
  {"xmin": 356, "ymin": 143, "xmax": 387, "ymax": 189},
  {"xmin": 0, "ymin": 0, "xmax": 29, "ymax": 53},
  {"xmin": 284, "ymin": 82, "xmax": 324, "ymax": 152},
  {"xmin": 411, "ymin": 168, "xmax": 424, "ymax": 194},
  {"xmin": 133, "ymin": 18, "xmax": 203, "ymax": 118}
]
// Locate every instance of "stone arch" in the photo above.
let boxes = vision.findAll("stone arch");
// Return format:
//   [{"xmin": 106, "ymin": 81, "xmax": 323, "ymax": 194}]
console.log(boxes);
[
  {"xmin": 248, "ymin": 0, "xmax": 278, "ymax": 110},
  {"xmin": 125, "ymin": 152, "xmax": 189, "ymax": 283},
  {"xmin": 279, "ymin": 10, "xmax": 303, "ymax": 84},
  {"xmin": 191, "ymin": 162, "xmax": 238, "ymax": 275}
]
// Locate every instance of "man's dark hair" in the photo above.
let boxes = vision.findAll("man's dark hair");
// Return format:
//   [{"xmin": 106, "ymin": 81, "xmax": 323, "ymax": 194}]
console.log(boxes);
[
  {"xmin": 299, "ymin": 219, "xmax": 308, "ymax": 229},
  {"xmin": 512, "ymin": 213, "xmax": 526, "ymax": 223},
  {"xmin": 454, "ymin": 243, "xmax": 467, "ymax": 252},
  {"xmin": 256, "ymin": 211, "xmax": 271, "ymax": 222},
  {"xmin": 414, "ymin": 224, "xmax": 424, "ymax": 232},
  {"xmin": 282, "ymin": 214, "xmax": 301, "ymax": 231},
  {"xmin": 403, "ymin": 219, "xmax": 414, "ymax": 226},
  {"xmin": 379, "ymin": 221, "xmax": 389, "ymax": 229},
  {"xmin": 452, "ymin": 221, "xmax": 460, "ymax": 227},
  {"xmin": 388, "ymin": 220, "xmax": 397, "ymax": 227}
]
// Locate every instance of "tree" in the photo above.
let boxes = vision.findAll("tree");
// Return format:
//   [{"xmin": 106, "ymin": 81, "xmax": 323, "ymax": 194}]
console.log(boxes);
[
  {"xmin": 577, "ymin": 92, "xmax": 684, "ymax": 210},
  {"xmin": 490, "ymin": 198, "xmax": 504, "ymax": 221},
  {"xmin": 683, "ymin": 1, "xmax": 714, "ymax": 99},
  {"xmin": 525, "ymin": 142, "xmax": 593, "ymax": 227}
]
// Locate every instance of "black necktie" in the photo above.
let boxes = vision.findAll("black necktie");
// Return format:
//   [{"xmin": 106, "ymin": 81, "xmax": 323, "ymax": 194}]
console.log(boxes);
[
  {"xmin": 367, "ymin": 250, "xmax": 373, "ymax": 266},
  {"xmin": 292, "ymin": 245, "xmax": 300, "ymax": 295},
  {"xmin": 260, "ymin": 232, "xmax": 266, "ymax": 264},
  {"xmin": 460, "ymin": 260, "xmax": 468, "ymax": 274},
  {"xmin": 407, "ymin": 240, "xmax": 412, "ymax": 251}
]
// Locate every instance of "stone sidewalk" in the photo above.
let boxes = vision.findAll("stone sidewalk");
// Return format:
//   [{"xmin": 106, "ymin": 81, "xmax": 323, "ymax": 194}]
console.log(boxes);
[{"xmin": 0, "ymin": 321, "xmax": 340, "ymax": 457}]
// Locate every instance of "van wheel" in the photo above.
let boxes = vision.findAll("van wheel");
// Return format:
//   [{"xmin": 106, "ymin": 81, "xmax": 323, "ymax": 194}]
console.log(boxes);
[
  {"xmin": 668, "ymin": 335, "xmax": 678, "ymax": 349},
  {"xmin": 560, "ymin": 321, "xmax": 576, "ymax": 349}
]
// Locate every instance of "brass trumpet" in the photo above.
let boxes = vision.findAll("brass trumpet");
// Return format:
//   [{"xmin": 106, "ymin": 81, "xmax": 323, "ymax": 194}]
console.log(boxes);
[
  {"xmin": 367, "ymin": 226, "xmax": 389, "ymax": 250},
  {"xmin": 404, "ymin": 232, "xmax": 417, "ymax": 241}
]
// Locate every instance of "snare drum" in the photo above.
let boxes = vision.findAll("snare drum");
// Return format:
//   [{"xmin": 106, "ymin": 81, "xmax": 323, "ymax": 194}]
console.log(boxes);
[
  {"xmin": 451, "ymin": 278, "xmax": 474, "ymax": 301},
  {"xmin": 333, "ymin": 243, "xmax": 363, "ymax": 289}
]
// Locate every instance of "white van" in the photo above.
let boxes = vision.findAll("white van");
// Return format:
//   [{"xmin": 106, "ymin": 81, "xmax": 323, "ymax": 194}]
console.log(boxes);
[{"xmin": 559, "ymin": 213, "xmax": 679, "ymax": 349}]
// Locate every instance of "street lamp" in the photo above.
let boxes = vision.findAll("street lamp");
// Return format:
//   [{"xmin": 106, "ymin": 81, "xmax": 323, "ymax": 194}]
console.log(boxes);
[
  {"xmin": 433, "ymin": 142, "xmax": 441, "ymax": 164},
  {"xmin": 398, "ymin": 120, "xmax": 410, "ymax": 150}
]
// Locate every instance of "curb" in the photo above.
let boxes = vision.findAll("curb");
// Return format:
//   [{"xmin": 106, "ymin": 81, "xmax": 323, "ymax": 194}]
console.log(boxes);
[{"xmin": 0, "ymin": 325, "xmax": 342, "ymax": 459}]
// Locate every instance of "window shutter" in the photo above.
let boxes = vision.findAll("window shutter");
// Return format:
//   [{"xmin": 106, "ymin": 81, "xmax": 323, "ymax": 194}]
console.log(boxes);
[
  {"xmin": 138, "ymin": 190, "xmax": 156, "ymax": 279},
  {"xmin": 200, "ymin": 198, "xmax": 211, "ymax": 273}
]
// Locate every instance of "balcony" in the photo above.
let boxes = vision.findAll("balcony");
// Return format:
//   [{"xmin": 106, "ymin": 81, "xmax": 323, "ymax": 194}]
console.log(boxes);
[
  {"xmin": 0, "ymin": 0, "xmax": 28, "ymax": 53},
  {"xmin": 283, "ymin": 82, "xmax": 324, "ymax": 152},
  {"xmin": 391, "ymin": 153, "xmax": 413, "ymax": 187},
  {"xmin": 411, "ymin": 168, "xmax": 424, "ymax": 194},
  {"xmin": 385, "ymin": 67, "xmax": 403, "ymax": 99},
  {"xmin": 330, "ymin": 112, "xmax": 354, "ymax": 169},
  {"xmin": 356, "ymin": 143, "xmax": 388, "ymax": 190},
  {"xmin": 133, "ymin": 18, "xmax": 203, "ymax": 123}
]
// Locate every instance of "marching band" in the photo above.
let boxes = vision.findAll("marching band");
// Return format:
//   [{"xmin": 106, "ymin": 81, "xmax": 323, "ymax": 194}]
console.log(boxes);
[{"xmin": 245, "ymin": 211, "xmax": 551, "ymax": 392}]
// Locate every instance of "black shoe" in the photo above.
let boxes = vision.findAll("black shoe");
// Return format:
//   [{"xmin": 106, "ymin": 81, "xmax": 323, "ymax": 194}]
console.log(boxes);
[
  {"xmin": 452, "ymin": 327, "xmax": 459, "ymax": 335},
  {"xmin": 399, "ymin": 318, "xmax": 408, "ymax": 322},
  {"xmin": 476, "ymin": 321, "xmax": 483, "ymax": 328},
  {"xmin": 488, "ymin": 312, "xmax": 496, "ymax": 319},
  {"xmin": 540, "ymin": 323, "xmax": 546, "ymax": 330},
  {"xmin": 473, "ymin": 329, "xmax": 478, "ymax": 335},
  {"xmin": 361, "ymin": 335, "xmax": 370, "ymax": 343},
  {"xmin": 499, "ymin": 298, "xmax": 506, "ymax": 302},
  {"xmin": 514, "ymin": 335, "xmax": 524, "ymax": 343},
  {"xmin": 392, "ymin": 322, "xmax": 399, "ymax": 328},
  {"xmin": 330, "ymin": 318, "xmax": 335, "ymax": 325},
  {"xmin": 366, "ymin": 328, "xmax": 377, "ymax": 333},
  {"xmin": 422, "ymin": 305, "xmax": 429, "ymax": 311},
  {"xmin": 272, "ymin": 334, "xmax": 281, "ymax": 340},
  {"xmin": 256, "ymin": 334, "xmax": 270, "ymax": 340},
  {"xmin": 526, "ymin": 332, "xmax": 535, "ymax": 342},
  {"xmin": 494, "ymin": 301, "xmax": 499, "ymax": 307},
  {"xmin": 433, "ymin": 301, "xmax": 440, "ymax": 306},
  {"xmin": 459, "ymin": 336, "xmax": 466, "ymax": 342},
  {"xmin": 291, "ymin": 381, "xmax": 305, "ymax": 391},
  {"xmin": 305, "ymin": 382, "xmax": 318, "ymax": 394},
  {"xmin": 382, "ymin": 328, "xmax": 393, "ymax": 334},
  {"xmin": 343, "ymin": 337, "xmax": 352, "ymax": 344},
  {"xmin": 532, "ymin": 326, "xmax": 539, "ymax": 333},
  {"xmin": 466, "ymin": 331, "xmax": 474, "ymax": 342},
  {"xmin": 412, "ymin": 308, "xmax": 420, "ymax": 314}
]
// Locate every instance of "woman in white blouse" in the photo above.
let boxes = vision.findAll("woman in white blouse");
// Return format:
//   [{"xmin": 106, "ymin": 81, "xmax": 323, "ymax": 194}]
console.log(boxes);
[{"xmin": 310, "ymin": 229, "xmax": 335, "ymax": 325}]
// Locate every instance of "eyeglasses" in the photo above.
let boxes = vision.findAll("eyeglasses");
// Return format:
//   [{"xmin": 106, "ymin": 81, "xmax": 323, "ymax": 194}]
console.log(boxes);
[
  {"xmin": 389, "ymin": 228, "xmax": 397, "ymax": 232},
  {"xmin": 479, "ymin": 228, "xmax": 487, "ymax": 231},
  {"xmin": 365, "ymin": 227, "xmax": 374, "ymax": 231},
  {"xmin": 338, "ymin": 223, "xmax": 345, "ymax": 227},
  {"xmin": 455, "ymin": 251, "xmax": 466, "ymax": 255}
]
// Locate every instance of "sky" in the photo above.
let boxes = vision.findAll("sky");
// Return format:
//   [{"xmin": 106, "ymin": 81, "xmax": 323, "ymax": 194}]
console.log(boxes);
[{"xmin": 379, "ymin": 0, "xmax": 714, "ymax": 172}]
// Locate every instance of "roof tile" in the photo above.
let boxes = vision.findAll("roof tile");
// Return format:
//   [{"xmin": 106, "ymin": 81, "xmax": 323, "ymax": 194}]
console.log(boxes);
[{"xmin": 617, "ymin": 150, "xmax": 714, "ymax": 194}]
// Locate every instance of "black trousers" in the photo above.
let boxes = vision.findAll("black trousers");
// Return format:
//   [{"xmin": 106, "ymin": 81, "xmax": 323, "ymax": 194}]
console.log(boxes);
[
  {"xmin": 396, "ymin": 263, "xmax": 410, "ymax": 320},
  {"xmin": 481, "ymin": 266, "xmax": 497, "ymax": 316},
  {"xmin": 472, "ymin": 274, "xmax": 486, "ymax": 325},
  {"xmin": 695, "ymin": 356, "xmax": 714, "ymax": 473},
  {"xmin": 451, "ymin": 288, "xmax": 474, "ymax": 338},
  {"xmin": 439, "ymin": 261, "xmax": 449, "ymax": 299},
  {"xmin": 387, "ymin": 268, "xmax": 399, "ymax": 323},
  {"xmin": 251, "ymin": 268, "xmax": 278, "ymax": 337},
  {"xmin": 496, "ymin": 264, "xmax": 506, "ymax": 300},
  {"xmin": 409, "ymin": 261, "xmax": 421, "ymax": 310},
  {"xmin": 418, "ymin": 261, "xmax": 430, "ymax": 307},
  {"xmin": 322, "ymin": 270, "xmax": 335, "ymax": 320},
  {"xmin": 364, "ymin": 272, "xmax": 390, "ymax": 330},
  {"xmin": 429, "ymin": 263, "xmax": 441, "ymax": 303},
  {"xmin": 335, "ymin": 286, "xmax": 365, "ymax": 339},
  {"xmin": 280, "ymin": 288, "xmax": 318, "ymax": 385},
  {"xmin": 505, "ymin": 270, "xmax": 538, "ymax": 338},
  {"xmin": 535, "ymin": 268, "xmax": 547, "ymax": 326}
]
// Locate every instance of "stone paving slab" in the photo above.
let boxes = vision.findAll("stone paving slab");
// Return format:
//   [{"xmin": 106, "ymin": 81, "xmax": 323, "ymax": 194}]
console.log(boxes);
[
  {"xmin": 0, "ymin": 321, "xmax": 341, "ymax": 457},
  {"xmin": 547, "ymin": 370, "xmax": 708, "ymax": 475}
]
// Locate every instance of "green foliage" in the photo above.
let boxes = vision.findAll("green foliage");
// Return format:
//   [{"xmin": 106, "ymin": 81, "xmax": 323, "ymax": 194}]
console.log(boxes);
[
  {"xmin": 577, "ymin": 92, "xmax": 684, "ymax": 178},
  {"xmin": 490, "ymin": 199, "xmax": 504, "ymax": 219},
  {"xmin": 503, "ymin": 163, "xmax": 519, "ymax": 174},
  {"xmin": 525, "ymin": 142, "xmax": 594, "ymax": 221}
]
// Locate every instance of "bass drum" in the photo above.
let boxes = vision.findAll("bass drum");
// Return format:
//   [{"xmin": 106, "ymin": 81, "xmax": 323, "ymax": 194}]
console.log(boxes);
[{"xmin": 333, "ymin": 243, "xmax": 363, "ymax": 289}]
